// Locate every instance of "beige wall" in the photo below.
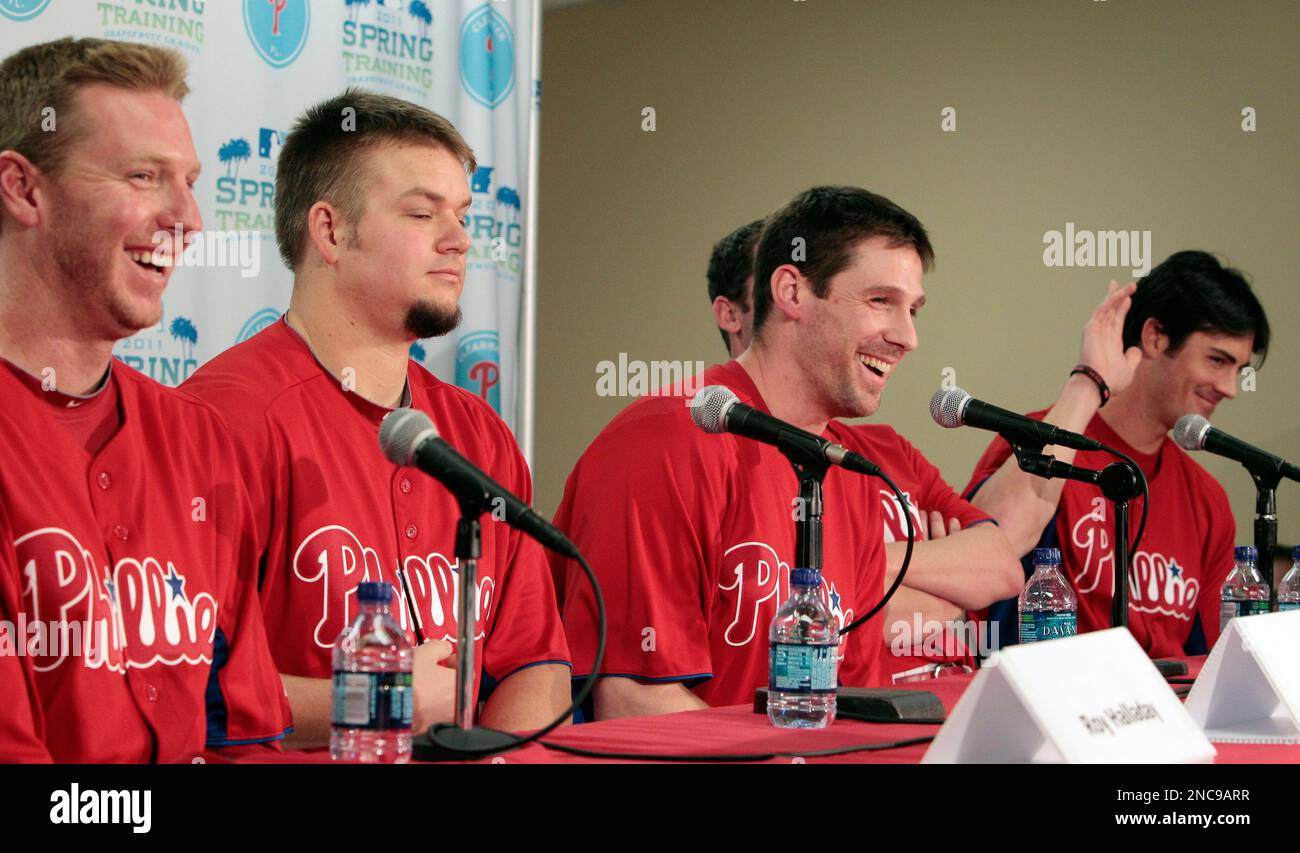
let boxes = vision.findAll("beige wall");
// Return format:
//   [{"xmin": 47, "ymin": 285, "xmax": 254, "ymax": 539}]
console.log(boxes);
[{"xmin": 534, "ymin": 0, "xmax": 1299, "ymax": 553}]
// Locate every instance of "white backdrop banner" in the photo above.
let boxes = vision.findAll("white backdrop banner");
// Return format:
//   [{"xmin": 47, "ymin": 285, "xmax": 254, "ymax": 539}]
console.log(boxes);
[{"xmin": 0, "ymin": 0, "xmax": 538, "ymax": 436}]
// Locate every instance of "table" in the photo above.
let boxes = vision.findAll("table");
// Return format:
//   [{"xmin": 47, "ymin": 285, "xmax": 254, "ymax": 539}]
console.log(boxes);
[{"xmin": 248, "ymin": 656, "xmax": 1300, "ymax": 764}]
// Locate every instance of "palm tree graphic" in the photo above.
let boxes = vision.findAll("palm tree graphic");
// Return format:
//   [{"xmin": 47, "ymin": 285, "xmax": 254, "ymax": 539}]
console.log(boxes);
[
  {"xmin": 218, "ymin": 138, "xmax": 251, "ymax": 178},
  {"xmin": 408, "ymin": 1, "xmax": 432, "ymax": 38},
  {"xmin": 169, "ymin": 316, "xmax": 198, "ymax": 361}
]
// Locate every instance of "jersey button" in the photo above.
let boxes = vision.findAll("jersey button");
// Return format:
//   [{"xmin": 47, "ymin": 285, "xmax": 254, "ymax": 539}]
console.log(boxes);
[
  {"xmin": 405, "ymin": 524, "xmax": 418, "ymax": 540},
  {"xmin": 96, "ymin": 472, "xmax": 112, "ymax": 490},
  {"xmin": 112, "ymin": 525, "xmax": 129, "ymax": 541},
  {"xmin": 400, "ymin": 478, "xmax": 412, "ymax": 494},
  {"xmin": 145, "ymin": 684, "xmax": 159, "ymax": 703}
]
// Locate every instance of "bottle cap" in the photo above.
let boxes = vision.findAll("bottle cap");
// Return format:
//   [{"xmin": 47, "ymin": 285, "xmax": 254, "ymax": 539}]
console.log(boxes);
[
  {"xmin": 357, "ymin": 581, "xmax": 394, "ymax": 604},
  {"xmin": 790, "ymin": 568, "xmax": 821, "ymax": 587},
  {"xmin": 1293, "ymin": 545, "xmax": 1300, "ymax": 562},
  {"xmin": 1234, "ymin": 545, "xmax": 1257, "ymax": 562},
  {"xmin": 1033, "ymin": 547, "xmax": 1061, "ymax": 566}
]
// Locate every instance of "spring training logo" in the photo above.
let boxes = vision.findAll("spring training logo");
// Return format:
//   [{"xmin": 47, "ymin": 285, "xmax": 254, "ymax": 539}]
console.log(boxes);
[
  {"xmin": 0, "ymin": 0, "xmax": 52, "ymax": 22},
  {"xmin": 342, "ymin": 0, "xmax": 437, "ymax": 96},
  {"xmin": 244, "ymin": 0, "xmax": 310, "ymax": 68},
  {"xmin": 468, "ymin": 165, "xmax": 524, "ymax": 276},
  {"xmin": 211, "ymin": 127, "xmax": 283, "ymax": 233},
  {"xmin": 460, "ymin": 3, "xmax": 515, "ymax": 109},
  {"xmin": 95, "ymin": 0, "xmax": 206, "ymax": 56}
]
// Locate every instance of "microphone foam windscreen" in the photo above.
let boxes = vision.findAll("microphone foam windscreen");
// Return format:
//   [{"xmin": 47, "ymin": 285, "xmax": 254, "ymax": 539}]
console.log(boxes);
[
  {"xmin": 379, "ymin": 408, "xmax": 438, "ymax": 466},
  {"xmin": 689, "ymin": 385, "xmax": 737, "ymax": 434},
  {"xmin": 1172, "ymin": 414, "xmax": 1210, "ymax": 451},
  {"xmin": 929, "ymin": 387, "xmax": 971, "ymax": 429}
]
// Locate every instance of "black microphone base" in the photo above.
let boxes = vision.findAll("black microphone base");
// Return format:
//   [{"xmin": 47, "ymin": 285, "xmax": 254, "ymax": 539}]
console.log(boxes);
[
  {"xmin": 753, "ymin": 686, "xmax": 945, "ymax": 724},
  {"xmin": 411, "ymin": 724, "xmax": 518, "ymax": 761},
  {"xmin": 1153, "ymin": 658, "xmax": 1188, "ymax": 678}
]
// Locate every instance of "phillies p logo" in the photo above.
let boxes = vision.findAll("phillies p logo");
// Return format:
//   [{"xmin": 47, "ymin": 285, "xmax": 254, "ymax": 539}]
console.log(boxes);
[{"xmin": 456, "ymin": 330, "xmax": 501, "ymax": 412}]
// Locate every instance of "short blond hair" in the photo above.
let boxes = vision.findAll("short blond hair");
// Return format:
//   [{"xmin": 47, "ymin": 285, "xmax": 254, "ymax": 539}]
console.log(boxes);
[
  {"xmin": 0, "ymin": 37, "xmax": 190, "ymax": 177},
  {"xmin": 275, "ymin": 88, "xmax": 477, "ymax": 270}
]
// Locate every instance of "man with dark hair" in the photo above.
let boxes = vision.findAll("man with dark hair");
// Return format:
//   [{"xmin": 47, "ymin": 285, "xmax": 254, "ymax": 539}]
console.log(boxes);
[
  {"xmin": 552, "ymin": 186, "xmax": 1017, "ymax": 719},
  {"xmin": 966, "ymin": 251, "xmax": 1271, "ymax": 657},
  {"xmin": 707, "ymin": 218, "xmax": 764, "ymax": 354},
  {"xmin": 0, "ymin": 38, "xmax": 288, "ymax": 761},
  {"xmin": 705, "ymin": 218, "xmax": 1020, "ymax": 680},
  {"xmin": 184, "ymin": 89, "xmax": 570, "ymax": 745}
]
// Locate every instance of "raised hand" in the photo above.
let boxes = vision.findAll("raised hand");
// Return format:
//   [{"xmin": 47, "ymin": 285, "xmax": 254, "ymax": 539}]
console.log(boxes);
[{"xmin": 1078, "ymin": 280, "xmax": 1143, "ymax": 397}]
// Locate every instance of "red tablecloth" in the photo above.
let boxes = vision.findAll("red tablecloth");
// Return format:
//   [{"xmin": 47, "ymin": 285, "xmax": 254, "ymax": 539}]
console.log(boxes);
[{"xmin": 245, "ymin": 656, "xmax": 1300, "ymax": 764}]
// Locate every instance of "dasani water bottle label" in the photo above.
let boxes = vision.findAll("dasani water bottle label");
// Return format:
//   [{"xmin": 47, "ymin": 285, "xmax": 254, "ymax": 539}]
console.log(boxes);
[
  {"xmin": 331, "ymin": 671, "xmax": 413, "ymax": 730},
  {"xmin": 1018, "ymin": 612, "xmax": 1077, "ymax": 644},
  {"xmin": 769, "ymin": 643, "xmax": 837, "ymax": 693}
]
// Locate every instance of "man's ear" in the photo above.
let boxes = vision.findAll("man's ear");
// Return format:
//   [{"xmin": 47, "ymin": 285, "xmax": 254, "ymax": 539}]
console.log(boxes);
[
  {"xmin": 769, "ymin": 264, "xmax": 807, "ymax": 323},
  {"xmin": 0, "ymin": 150, "xmax": 44, "ymax": 229},
  {"xmin": 305, "ymin": 201, "xmax": 348, "ymax": 266},
  {"xmin": 1139, "ymin": 317, "xmax": 1169, "ymax": 358},
  {"xmin": 711, "ymin": 296, "xmax": 742, "ymax": 336}
]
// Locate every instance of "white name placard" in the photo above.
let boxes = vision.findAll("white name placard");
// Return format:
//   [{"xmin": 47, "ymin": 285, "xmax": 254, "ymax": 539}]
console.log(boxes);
[
  {"xmin": 922, "ymin": 628, "xmax": 1215, "ymax": 763},
  {"xmin": 1185, "ymin": 609, "xmax": 1300, "ymax": 744}
]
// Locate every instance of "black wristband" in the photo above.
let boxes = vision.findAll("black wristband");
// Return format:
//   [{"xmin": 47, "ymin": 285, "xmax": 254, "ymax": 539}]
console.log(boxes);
[{"xmin": 1070, "ymin": 364, "xmax": 1110, "ymax": 407}]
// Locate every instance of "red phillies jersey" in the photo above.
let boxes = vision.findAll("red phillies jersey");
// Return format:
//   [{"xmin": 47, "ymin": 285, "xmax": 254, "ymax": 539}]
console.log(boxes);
[
  {"xmin": 551, "ymin": 361, "xmax": 890, "ymax": 707},
  {"xmin": 0, "ymin": 360, "xmax": 289, "ymax": 763},
  {"xmin": 182, "ymin": 319, "xmax": 569, "ymax": 705},
  {"xmin": 964, "ymin": 410, "xmax": 1235, "ymax": 657},
  {"xmin": 852, "ymin": 425, "xmax": 994, "ymax": 676}
]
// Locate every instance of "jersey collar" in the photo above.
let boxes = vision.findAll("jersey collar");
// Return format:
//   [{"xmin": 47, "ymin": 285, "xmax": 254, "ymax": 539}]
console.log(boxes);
[{"xmin": 277, "ymin": 316, "xmax": 414, "ymax": 419}]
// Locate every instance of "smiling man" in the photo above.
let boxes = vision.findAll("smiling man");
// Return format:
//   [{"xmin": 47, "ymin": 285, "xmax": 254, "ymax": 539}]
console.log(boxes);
[
  {"xmin": 183, "ymin": 90, "xmax": 570, "ymax": 745},
  {"xmin": 965, "ymin": 251, "xmax": 1271, "ymax": 656},
  {"xmin": 552, "ymin": 186, "xmax": 953, "ymax": 719},
  {"xmin": 0, "ymin": 38, "xmax": 288, "ymax": 761},
  {"xmin": 707, "ymin": 218, "xmax": 1020, "ymax": 682}
]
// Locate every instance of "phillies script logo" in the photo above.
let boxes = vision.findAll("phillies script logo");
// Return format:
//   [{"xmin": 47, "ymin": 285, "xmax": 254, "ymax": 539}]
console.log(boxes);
[
  {"xmin": 14, "ymin": 528, "xmax": 217, "ymax": 672},
  {"xmin": 292, "ymin": 525, "xmax": 495, "ymax": 648},
  {"xmin": 880, "ymin": 488, "xmax": 925, "ymax": 544},
  {"xmin": 719, "ymin": 541, "xmax": 852, "ymax": 659},
  {"xmin": 1071, "ymin": 498, "xmax": 1199, "ymax": 621}
]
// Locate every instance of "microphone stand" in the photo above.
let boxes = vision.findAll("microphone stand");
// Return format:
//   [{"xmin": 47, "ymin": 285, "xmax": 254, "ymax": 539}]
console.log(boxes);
[
  {"xmin": 1247, "ymin": 470, "xmax": 1281, "ymax": 610},
  {"xmin": 413, "ymin": 499, "xmax": 519, "ymax": 759},
  {"xmin": 790, "ymin": 461, "xmax": 826, "ymax": 574},
  {"xmin": 1009, "ymin": 444, "xmax": 1143, "ymax": 628},
  {"xmin": 767, "ymin": 445, "xmax": 948, "ymax": 722}
]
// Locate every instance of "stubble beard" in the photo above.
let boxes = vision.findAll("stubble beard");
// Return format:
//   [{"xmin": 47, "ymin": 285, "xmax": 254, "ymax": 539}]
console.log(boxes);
[{"xmin": 49, "ymin": 210, "xmax": 160, "ymax": 339}]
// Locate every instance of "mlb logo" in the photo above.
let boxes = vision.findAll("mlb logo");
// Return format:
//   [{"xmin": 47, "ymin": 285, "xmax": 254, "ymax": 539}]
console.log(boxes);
[
  {"xmin": 471, "ymin": 165, "xmax": 495, "ymax": 194},
  {"xmin": 258, "ymin": 128, "xmax": 284, "ymax": 159}
]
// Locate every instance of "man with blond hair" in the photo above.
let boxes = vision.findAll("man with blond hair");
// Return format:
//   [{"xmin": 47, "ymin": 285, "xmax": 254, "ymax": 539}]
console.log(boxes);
[
  {"xmin": 0, "ymin": 37, "xmax": 289, "ymax": 762},
  {"xmin": 184, "ymin": 89, "xmax": 570, "ymax": 745}
]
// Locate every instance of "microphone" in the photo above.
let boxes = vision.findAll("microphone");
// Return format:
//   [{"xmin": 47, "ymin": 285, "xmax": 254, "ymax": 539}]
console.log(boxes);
[
  {"xmin": 379, "ymin": 409, "xmax": 580, "ymax": 558},
  {"xmin": 1173, "ymin": 415, "xmax": 1300, "ymax": 483},
  {"xmin": 688, "ymin": 385, "xmax": 881, "ymax": 476},
  {"xmin": 929, "ymin": 387, "xmax": 1104, "ymax": 452}
]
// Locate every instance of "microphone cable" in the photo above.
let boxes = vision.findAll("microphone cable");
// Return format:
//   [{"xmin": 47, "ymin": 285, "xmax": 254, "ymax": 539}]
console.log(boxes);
[{"xmin": 838, "ymin": 468, "xmax": 915, "ymax": 636}]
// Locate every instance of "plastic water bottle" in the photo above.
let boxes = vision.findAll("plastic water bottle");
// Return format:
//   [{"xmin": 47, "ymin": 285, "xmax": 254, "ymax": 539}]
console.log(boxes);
[
  {"xmin": 330, "ymin": 582, "xmax": 413, "ymax": 763},
  {"xmin": 1220, "ymin": 546, "xmax": 1270, "ymax": 632},
  {"xmin": 1279, "ymin": 546, "xmax": 1300, "ymax": 612},
  {"xmin": 1018, "ymin": 547, "xmax": 1077, "ymax": 644},
  {"xmin": 768, "ymin": 568, "xmax": 838, "ymax": 728}
]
